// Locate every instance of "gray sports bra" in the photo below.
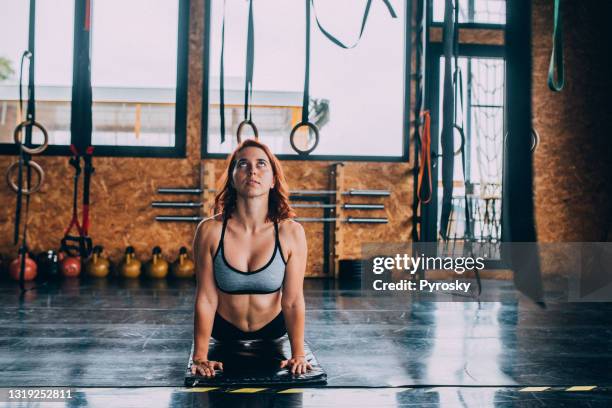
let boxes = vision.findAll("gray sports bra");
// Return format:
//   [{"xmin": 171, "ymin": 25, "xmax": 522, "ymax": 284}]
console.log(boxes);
[{"xmin": 213, "ymin": 217, "xmax": 287, "ymax": 294}]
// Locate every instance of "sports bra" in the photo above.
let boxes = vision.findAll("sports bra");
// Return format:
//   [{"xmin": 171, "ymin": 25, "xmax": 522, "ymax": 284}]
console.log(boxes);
[{"xmin": 213, "ymin": 217, "xmax": 287, "ymax": 294}]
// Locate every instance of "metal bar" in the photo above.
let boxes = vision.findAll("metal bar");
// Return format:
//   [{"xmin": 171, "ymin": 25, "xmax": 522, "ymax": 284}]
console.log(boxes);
[
  {"xmin": 346, "ymin": 217, "xmax": 388, "ymax": 224},
  {"xmin": 204, "ymin": 188, "xmax": 390, "ymax": 197},
  {"xmin": 158, "ymin": 188, "xmax": 203, "ymax": 194},
  {"xmin": 342, "ymin": 204, "xmax": 385, "ymax": 210},
  {"xmin": 290, "ymin": 190, "xmax": 337, "ymax": 195},
  {"xmin": 293, "ymin": 203, "xmax": 385, "ymax": 210},
  {"xmin": 156, "ymin": 216, "xmax": 203, "ymax": 222},
  {"xmin": 152, "ymin": 201, "xmax": 203, "ymax": 208},
  {"xmin": 295, "ymin": 217, "xmax": 388, "ymax": 224},
  {"xmin": 292, "ymin": 204, "xmax": 336, "ymax": 209},
  {"xmin": 295, "ymin": 217, "xmax": 338, "ymax": 222},
  {"xmin": 155, "ymin": 215, "xmax": 388, "ymax": 224},
  {"xmin": 343, "ymin": 189, "xmax": 391, "ymax": 197}
]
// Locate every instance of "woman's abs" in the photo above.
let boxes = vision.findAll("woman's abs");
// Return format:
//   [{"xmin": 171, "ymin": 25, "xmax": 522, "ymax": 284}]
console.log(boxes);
[{"xmin": 216, "ymin": 291, "xmax": 281, "ymax": 332}]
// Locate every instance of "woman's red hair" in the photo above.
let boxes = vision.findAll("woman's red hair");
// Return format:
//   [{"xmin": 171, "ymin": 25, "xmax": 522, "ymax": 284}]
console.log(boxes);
[{"xmin": 213, "ymin": 139, "xmax": 296, "ymax": 222}]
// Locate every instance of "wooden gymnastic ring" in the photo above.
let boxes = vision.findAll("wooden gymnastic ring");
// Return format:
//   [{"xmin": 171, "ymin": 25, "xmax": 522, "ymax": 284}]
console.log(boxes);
[
  {"xmin": 453, "ymin": 125, "xmax": 466, "ymax": 156},
  {"xmin": 503, "ymin": 129, "xmax": 540, "ymax": 153},
  {"xmin": 236, "ymin": 120, "xmax": 259, "ymax": 144},
  {"xmin": 290, "ymin": 121, "xmax": 320, "ymax": 155},
  {"xmin": 531, "ymin": 128, "xmax": 540, "ymax": 152},
  {"xmin": 5, "ymin": 160, "xmax": 45, "ymax": 195},
  {"xmin": 13, "ymin": 120, "xmax": 49, "ymax": 155}
]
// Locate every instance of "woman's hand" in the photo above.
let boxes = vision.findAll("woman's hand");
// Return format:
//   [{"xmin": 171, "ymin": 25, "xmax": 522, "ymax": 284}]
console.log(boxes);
[
  {"xmin": 280, "ymin": 356, "xmax": 313, "ymax": 375},
  {"xmin": 191, "ymin": 358, "xmax": 223, "ymax": 378}
]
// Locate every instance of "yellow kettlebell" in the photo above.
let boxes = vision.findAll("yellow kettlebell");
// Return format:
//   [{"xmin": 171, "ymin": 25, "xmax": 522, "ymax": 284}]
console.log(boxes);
[
  {"xmin": 120, "ymin": 246, "xmax": 142, "ymax": 279},
  {"xmin": 146, "ymin": 246, "xmax": 168, "ymax": 279},
  {"xmin": 171, "ymin": 246, "xmax": 195, "ymax": 279},
  {"xmin": 86, "ymin": 245, "xmax": 110, "ymax": 278}
]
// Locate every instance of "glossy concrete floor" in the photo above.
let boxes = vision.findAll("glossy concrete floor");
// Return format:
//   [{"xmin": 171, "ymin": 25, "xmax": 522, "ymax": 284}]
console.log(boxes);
[{"xmin": 1, "ymin": 277, "xmax": 612, "ymax": 407}]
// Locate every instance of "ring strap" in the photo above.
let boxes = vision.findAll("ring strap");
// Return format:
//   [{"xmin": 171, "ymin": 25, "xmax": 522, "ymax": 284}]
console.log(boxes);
[
  {"xmin": 311, "ymin": 0, "xmax": 396, "ymax": 49},
  {"xmin": 301, "ymin": 0, "xmax": 311, "ymax": 124},
  {"xmin": 219, "ymin": 0, "xmax": 227, "ymax": 143},
  {"xmin": 548, "ymin": 0, "xmax": 564, "ymax": 92},
  {"xmin": 244, "ymin": 0, "xmax": 255, "ymax": 124}
]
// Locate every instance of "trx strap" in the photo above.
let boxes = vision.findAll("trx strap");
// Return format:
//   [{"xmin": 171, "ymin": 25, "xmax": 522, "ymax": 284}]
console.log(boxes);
[
  {"xmin": 71, "ymin": 0, "xmax": 93, "ymax": 154},
  {"xmin": 61, "ymin": 145, "xmax": 94, "ymax": 258},
  {"xmin": 235, "ymin": 0, "xmax": 258, "ymax": 143},
  {"xmin": 412, "ymin": 0, "xmax": 426, "ymax": 242},
  {"xmin": 219, "ymin": 0, "xmax": 227, "ymax": 143},
  {"xmin": 60, "ymin": 0, "xmax": 94, "ymax": 259},
  {"xmin": 13, "ymin": 51, "xmax": 32, "ymax": 246},
  {"xmin": 290, "ymin": 0, "xmax": 320, "ymax": 155},
  {"xmin": 451, "ymin": 0, "xmax": 471, "ymax": 241},
  {"xmin": 439, "ymin": 0, "xmax": 455, "ymax": 240},
  {"xmin": 10, "ymin": 0, "xmax": 48, "ymax": 293},
  {"xmin": 311, "ymin": 0, "xmax": 397, "ymax": 49},
  {"xmin": 547, "ymin": 0, "xmax": 564, "ymax": 92}
]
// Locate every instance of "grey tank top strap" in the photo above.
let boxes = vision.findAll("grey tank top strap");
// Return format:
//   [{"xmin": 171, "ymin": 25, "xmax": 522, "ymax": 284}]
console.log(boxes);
[{"xmin": 213, "ymin": 216, "xmax": 287, "ymax": 295}]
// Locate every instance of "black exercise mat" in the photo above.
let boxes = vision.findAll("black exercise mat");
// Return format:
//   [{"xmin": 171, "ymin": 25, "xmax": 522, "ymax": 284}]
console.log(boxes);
[{"xmin": 185, "ymin": 335, "xmax": 327, "ymax": 386}]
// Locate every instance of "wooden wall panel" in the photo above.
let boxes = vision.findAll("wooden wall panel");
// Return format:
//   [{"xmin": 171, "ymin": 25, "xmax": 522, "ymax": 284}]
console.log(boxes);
[{"xmin": 532, "ymin": 0, "xmax": 612, "ymax": 244}]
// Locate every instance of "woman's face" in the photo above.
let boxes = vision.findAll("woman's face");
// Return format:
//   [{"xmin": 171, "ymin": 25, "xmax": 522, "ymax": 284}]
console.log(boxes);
[{"xmin": 231, "ymin": 146, "xmax": 275, "ymax": 198}]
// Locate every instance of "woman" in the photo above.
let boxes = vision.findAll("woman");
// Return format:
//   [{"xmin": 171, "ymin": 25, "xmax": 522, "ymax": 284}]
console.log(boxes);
[{"xmin": 191, "ymin": 139, "xmax": 312, "ymax": 378}]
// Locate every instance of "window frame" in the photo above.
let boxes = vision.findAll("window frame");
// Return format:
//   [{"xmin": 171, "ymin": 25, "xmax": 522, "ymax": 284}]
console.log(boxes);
[
  {"xmin": 0, "ymin": 0, "xmax": 189, "ymax": 158},
  {"xmin": 201, "ymin": 0, "xmax": 412, "ymax": 162},
  {"xmin": 428, "ymin": 0, "xmax": 505, "ymax": 29}
]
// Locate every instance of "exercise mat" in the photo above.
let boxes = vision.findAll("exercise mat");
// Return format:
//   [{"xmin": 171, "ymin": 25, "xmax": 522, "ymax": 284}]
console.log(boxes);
[{"xmin": 185, "ymin": 335, "xmax": 327, "ymax": 386}]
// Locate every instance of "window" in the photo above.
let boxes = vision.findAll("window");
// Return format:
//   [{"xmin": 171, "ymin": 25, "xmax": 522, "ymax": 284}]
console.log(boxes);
[
  {"xmin": 432, "ymin": 0, "xmax": 505, "ymax": 25},
  {"xmin": 34, "ymin": 0, "xmax": 74, "ymax": 146},
  {"xmin": 0, "ymin": 0, "xmax": 74, "ymax": 147},
  {"xmin": 435, "ymin": 55, "xmax": 505, "ymax": 243},
  {"xmin": 91, "ymin": 0, "xmax": 182, "ymax": 150},
  {"xmin": 0, "ymin": 1, "xmax": 29, "ymax": 145},
  {"xmin": 203, "ymin": 0, "xmax": 410, "ymax": 160},
  {"xmin": 0, "ymin": 0, "xmax": 188, "ymax": 157}
]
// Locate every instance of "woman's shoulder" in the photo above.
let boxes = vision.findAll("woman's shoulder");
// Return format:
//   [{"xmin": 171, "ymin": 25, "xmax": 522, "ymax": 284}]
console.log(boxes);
[
  {"xmin": 277, "ymin": 218, "xmax": 306, "ymax": 245},
  {"xmin": 194, "ymin": 214, "xmax": 224, "ymax": 246}
]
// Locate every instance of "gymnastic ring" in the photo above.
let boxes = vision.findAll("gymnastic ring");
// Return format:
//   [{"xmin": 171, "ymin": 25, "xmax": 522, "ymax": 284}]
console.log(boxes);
[
  {"xmin": 453, "ymin": 125, "xmax": 466, "ymax": 156},
  {"xmin": 5, "ymin": 160, "xmax": 45, "ymax": 195},
  {"xmin": 531, "ymin": 128, "xmax": 540, "ymax": 153},
  {"xmin": 290, "ymin": 121, "xmax": 320, "ymax": 155},
  {"xmin": 13, "ymin": 120, "xmax": 49, "ymax": 155},
  {"xmin": 236, "ymin": 120, "xmax": 259, "ymax": 144},
  {"xmin": 503, "ymin": 130, "xmax": 540, "ymax": 154}
]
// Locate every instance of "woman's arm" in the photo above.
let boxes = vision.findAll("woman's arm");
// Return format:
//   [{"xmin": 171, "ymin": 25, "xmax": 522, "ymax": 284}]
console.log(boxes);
[
  {"xmin": 280, "ymin": 221, "xmax": 311, "ymax": 373},
  {"xmin": 192, "ymin": 220, "xmax": 220, "ymax": 373}
]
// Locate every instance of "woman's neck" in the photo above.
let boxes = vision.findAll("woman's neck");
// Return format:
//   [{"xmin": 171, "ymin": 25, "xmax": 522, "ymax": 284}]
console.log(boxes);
[{"xmin": 232, "ymin": 195, "xmax": 270, "ymax": 233}]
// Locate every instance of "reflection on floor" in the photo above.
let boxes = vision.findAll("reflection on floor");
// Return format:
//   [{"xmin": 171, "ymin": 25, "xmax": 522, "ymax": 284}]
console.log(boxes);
[{"xmin": 1, "ymin": 277, "xmax": 612, "ymax": 407}]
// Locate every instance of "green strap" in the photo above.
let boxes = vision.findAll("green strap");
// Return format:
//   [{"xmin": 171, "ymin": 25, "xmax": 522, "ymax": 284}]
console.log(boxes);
[
  {"xmin": 547, "ymin": 0, "xmax": 564, "ymax": 92},
  {"xmin": 311, "ymin": 0, "xmax": 397, "ymax": 50}
]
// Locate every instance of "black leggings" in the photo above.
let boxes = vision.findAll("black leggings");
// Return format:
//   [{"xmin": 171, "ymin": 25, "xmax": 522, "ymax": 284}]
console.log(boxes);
[{"xmin": 211, "ymin": 311, "xmax": 287, "ymax": 341}]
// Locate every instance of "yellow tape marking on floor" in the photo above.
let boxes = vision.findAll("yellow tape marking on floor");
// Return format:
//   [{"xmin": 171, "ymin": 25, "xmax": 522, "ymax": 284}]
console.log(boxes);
[
  {"xmin": 184, "ymin": 387, "xmax": 219, "ymax": 393},
  {"xmin": 230, "ymin": 388, "xmax": 267, "ymax": 393},
  {"xmin": 566, "ymin": 386, "xmax": 596, "ymax": 392},
  {"xmin": 278, "ymin": 389, "xmax": 305, "ymax": 394},
  {"xmin": 519, "ymin": 387, "xmax": 550, "ymax": 392}
]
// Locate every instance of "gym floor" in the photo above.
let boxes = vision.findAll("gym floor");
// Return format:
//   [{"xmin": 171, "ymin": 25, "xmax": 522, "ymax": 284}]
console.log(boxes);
[{"xmin": 2, "ymin": 278, "xmax": 612, "ymax": 407}]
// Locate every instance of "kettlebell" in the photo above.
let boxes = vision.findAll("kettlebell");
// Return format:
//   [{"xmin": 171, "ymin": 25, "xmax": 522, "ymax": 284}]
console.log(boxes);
[
  {"xmin": 120, "ymin": 246, "xmax": 141, "ymax": 279},
  {"xmin": 86, "ymin": 246, "xmax": 110, "ymax": 278},
  {"xmin": 146, "ymin": 246, "xmax": 169, "ymax": 279},
  {"xmin": 60, "ymin": 252, "xmax": 82, "ymax": 278},
  {"xmin": 171, "ymin": 247, "xmax": 195, "ymax": 279},
  {"xmin": 36, "ymin": 250, "xmax": 60, "ymax": 280},
  {"xmin": 9, "ymin": 248, "xmax": 38, "ymax": 281}
]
